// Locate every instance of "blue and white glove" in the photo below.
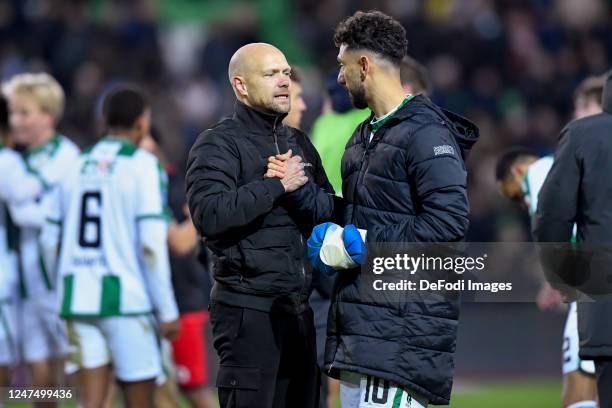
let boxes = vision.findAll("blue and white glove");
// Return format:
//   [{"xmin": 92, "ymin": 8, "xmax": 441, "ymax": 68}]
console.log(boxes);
[
  {"xmin": 319, "ymin": 223, "xmax": 367, "ymax": 269},
  {"xmin": 307, "ymin": 222, "xmax": 337, "ymax": 275}
]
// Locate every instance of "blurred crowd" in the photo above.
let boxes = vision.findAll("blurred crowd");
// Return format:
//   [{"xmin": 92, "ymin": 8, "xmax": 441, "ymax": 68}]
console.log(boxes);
[{"xmin": 0, "ymin": 0, "xmax": 611, "ymax": 241}]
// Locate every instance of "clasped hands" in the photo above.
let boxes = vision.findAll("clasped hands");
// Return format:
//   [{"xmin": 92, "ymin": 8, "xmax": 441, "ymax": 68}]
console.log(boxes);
[
  {"xmin": 264, "ymin": 150, "xmax": 367, "ymax": 274},
  {"xmin": 264, "ymin": 149, "xmax": 308, "ymax": 192}
]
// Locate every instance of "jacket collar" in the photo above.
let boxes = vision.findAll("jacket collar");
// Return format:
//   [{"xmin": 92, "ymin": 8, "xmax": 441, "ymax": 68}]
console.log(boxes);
[
  {"xmin": 359, "ymin": 95, "xmax": 480, "ymax": 160},
  {"xmin": 233, "ymin": 100, "xmax": 287, "ymax": 132}
]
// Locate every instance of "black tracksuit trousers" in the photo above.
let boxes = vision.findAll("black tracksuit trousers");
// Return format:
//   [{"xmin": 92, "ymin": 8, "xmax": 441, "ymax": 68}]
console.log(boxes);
[{"xmin": 210, "ymin": 302, "xmax": 320, "ymax": 408}]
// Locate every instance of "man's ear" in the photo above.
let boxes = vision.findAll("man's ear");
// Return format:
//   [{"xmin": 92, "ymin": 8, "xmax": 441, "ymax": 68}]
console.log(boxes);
[
  {"xmin": 233, "ymin": 76, "xmax": 248, "ymax": 98},
  {"xmin": 511, "ymin": 163, "xmax": 526, "ymax": 180},
  {"xmin": 359, "ymin": 55, "xmax": 369, "ymax": 81},
  {"xmin": 46, "ymin": 112, "xmax": 57, "ymax": 128},
  {"xmin": 134, "ymin": 114, "xmax": 146, "ymax": 133},
  {"xmin": 403, "ymin": 84, "xmax": 414, "ymax": 95}
]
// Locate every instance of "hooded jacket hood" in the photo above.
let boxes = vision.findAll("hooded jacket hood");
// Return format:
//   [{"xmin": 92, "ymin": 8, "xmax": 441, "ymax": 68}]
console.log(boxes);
[
  {"xmin": 439, "ymin": 108, "xmax": 479, "ymax": 161},
  {"xmin": 392, "ymin": 95, "xmax": 480, "ymax": 161}
]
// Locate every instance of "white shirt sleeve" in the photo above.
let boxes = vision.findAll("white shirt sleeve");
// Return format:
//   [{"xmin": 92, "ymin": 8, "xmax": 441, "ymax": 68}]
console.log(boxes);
[
  {"xmin": 0, "ymin": 149, "xmax": 45, "ymax": 205},
  {"xmin": 136, "ymin": 154, "xmax": 178, "ymax": 323},
  {"xmin": 8, "ymin": 199, "xmax": 48, "ymax": 229}
]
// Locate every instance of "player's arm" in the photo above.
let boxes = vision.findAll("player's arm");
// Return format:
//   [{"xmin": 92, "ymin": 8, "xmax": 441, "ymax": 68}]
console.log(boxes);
[
  {"xmin": 137, "ymin": 156, "xmax": 179, "ymax": 338},
  {"xmin": 0, "ymin": 149, "xmax": 46, "ymax": 205},
  {"xmin": 367, "ymin": 125, "xmax": 469, "ymax": 243},
  {"xmin": 167, "ymin": 205, "xmax": 198, "ymax": 257},
  {"xmin": 520, "ymin": 160, "xmax": 565, "ymax": 309},
  {"xmin": 186, "ymin": 130, "xmax": 285, "ymax": 239},
  {"xmin": 5, "ymin": 145, "xmax": 78, "ymax": 228},
  {"xmin": 8, "ymin": 195, "xmax": 52, "ymax": 229}
]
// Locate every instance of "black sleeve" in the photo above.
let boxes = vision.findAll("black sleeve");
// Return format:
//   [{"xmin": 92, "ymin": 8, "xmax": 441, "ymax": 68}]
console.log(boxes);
[
  {"xmin": 186, "ymin": 129, "xmax": 285, "ymax": 239},
  {"xmin": 368, "ymin": 125, "xmax": 469, "ymax": 243},
  {"xmin": 533, "ymin": 126, "xmax": 580, "ymax": 243},
  {"xmin": 282, "ymin": 131, "xmax": 336, "ymax": 228}
]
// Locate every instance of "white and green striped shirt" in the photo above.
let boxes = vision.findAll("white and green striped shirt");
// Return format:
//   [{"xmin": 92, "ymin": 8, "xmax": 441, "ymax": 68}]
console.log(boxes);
[
  {"xmin": 16, "ymin": 134, "xmax": 79, "ymax": 299},
  {"xmin": 47, "ymin": 137, "xmax": 177, "ymax": 321},
  {"xmin": 0, "ymin": 144, "xmax": 46, "ymax": 300}
]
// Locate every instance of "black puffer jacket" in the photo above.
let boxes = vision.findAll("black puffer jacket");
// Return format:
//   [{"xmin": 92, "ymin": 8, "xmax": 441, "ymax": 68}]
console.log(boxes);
[
  {"xmin": 186, "ymin": 101, "xmax": 334, "ymax": 313},
  {"xmin": 325, "ymin": 95, "xmax": 479, "ymax": 405}
]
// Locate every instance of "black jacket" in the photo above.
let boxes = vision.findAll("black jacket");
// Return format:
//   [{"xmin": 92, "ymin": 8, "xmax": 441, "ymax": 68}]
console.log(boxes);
[
  {"xmin": 186, "ymin": 101, "xmax": 334, "ymax": 313},
  {"xmin": 534, "ymin": 71, "xmax": 612, "ymax": 359},
  {"xmin": 325, "ymin": 95, "xmax": 479, "ymax": 405}
]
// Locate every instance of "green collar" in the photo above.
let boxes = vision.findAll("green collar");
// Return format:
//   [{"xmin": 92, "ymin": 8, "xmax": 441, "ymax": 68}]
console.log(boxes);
[
  {"xmin": 100, "ymin": 135, "xmax": 137, "ymax": 156},
  {"xmin": 103, "ymin": 135, "xmax": 136, "ymax": 146},
  {"xmin": 369, "ymin": 94, "xmax": 414, "ymax": 134},
  {"xmin": 25, "ymin": 132, "xmax": 61, "ymax": 158}
]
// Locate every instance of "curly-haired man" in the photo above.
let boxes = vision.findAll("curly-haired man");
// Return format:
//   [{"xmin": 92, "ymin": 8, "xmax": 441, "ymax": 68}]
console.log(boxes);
[{"xmin": 306, "ymin": 10, "xmax": 480, "ymax": 407}]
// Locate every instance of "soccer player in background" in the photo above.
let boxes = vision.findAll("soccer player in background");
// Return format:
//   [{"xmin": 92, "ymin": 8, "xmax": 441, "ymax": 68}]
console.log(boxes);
[
  {"xmin": 42, "ymin": 86, "xmax": 179, "ymax": 408},
  {"xmin": 306, "ymin": 11, "xmax": 479, "ymax": 407},
  {"xmin": 497, "ymin": 75, "xmax": 604, "ymax": 408},
  {"xmin": 399, "ymin": 56, "xmax": 431, "ymax": 96},
  {"xmin": 0, "ymin": 94, "xmax": 50, "ymax": 387},
  {"xmin": 283, "ymin": 68, "xmax": 307, "ymax": 131},
  {"xmin": 2, "ymin": 73, "xmax": 79, "ymax": 394}
]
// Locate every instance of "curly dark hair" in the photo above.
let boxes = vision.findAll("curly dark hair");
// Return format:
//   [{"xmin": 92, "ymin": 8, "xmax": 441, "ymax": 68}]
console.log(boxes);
[{"xmin": 334, "ymin": 10, "xmax": 407, "ymax": 66}]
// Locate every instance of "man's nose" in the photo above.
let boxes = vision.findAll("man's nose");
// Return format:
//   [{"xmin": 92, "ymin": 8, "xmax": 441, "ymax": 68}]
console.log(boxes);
[
  {"xmin": 279, "ymin": 76, "xmax": 290, "ymax": 88},
  {"xmin": 337, "ymin": 71, "xmax": 345, "ymax": 86}
]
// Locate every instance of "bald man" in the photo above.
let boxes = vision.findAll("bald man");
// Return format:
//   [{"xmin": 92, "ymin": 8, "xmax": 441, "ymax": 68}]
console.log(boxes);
[{"xmin": 186, "ymin": 43, "xmax": 335, "ymax": 408}]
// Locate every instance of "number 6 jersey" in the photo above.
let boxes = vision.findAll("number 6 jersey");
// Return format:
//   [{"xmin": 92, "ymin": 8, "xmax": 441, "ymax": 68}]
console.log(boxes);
[{"xmin": 43, "ymin": 136, "xmax": 178, "ymax": 322}]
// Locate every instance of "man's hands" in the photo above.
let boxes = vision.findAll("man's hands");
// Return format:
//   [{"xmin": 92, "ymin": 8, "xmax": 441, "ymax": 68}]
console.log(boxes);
[
  {"xmin": 159, "ymin": 319, "xmax": 181, "ymax": 341},
  {"xmin": 265, "ymin": 149, "xmax": 308, "ymax": 193}
]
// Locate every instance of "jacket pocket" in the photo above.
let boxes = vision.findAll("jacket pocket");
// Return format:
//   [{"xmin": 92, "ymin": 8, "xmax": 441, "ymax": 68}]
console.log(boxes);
[
  {"xmin": 216, "ymin": 365, "xmax": 261, "ymax": 408},
  {"xmin": 217, "ymin": 365, "xmax": 261, "ymax": 390}
]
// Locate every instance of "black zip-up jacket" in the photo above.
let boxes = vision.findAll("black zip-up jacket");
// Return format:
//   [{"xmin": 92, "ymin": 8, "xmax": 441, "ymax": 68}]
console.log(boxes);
[
  {"xmin": 186, "ymin": 101, "xmax": 334, "ymax": 313},
  {"xmin": 534, "ymin": 70, "xmax": 612, "ymax": 360},
  {"xmin": 325, "ymin": 95, "xmax": 479, "ymax": 405}
]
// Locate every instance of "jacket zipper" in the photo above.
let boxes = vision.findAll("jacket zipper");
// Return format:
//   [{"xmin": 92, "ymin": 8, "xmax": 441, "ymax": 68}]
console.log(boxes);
[{"xmin": 272, "ymin": 116, "xmax": 281, "ymax": 155}]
